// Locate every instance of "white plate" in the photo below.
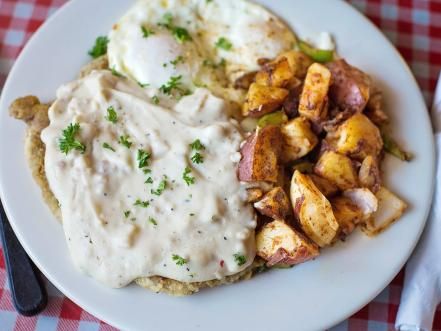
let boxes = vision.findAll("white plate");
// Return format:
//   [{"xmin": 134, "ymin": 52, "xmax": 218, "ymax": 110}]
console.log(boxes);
[{"xmin": 0, "ymin": 0, "xmax": 435, "ymax": 330}]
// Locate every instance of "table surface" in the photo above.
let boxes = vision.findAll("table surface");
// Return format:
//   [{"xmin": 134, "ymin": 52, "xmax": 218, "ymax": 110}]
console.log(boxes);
[{"xmin": 0, "ymin": 0, "xmax": 441, "ymax": 330}]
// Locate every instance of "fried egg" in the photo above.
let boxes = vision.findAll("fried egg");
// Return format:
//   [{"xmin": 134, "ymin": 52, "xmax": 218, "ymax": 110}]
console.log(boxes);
[{"xmin": 108, "ymin": 0, "xmax": 296, "ymax": 102}]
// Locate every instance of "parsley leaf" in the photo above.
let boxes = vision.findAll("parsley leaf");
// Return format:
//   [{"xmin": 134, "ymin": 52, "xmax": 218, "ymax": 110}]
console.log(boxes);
[
  {"xmin": 189, "ymin": 139, "xmax": 205, "ymax": 151},
  {"xmin": 111, "ymin": 66, "xmax": 124, "ymax": 77},
  {"xmin": 134, "ymin": 199, "xmax": 149, "ymax": 208},
  {"xmin": 191, "ymin": 152, "xmax": 204, "ymax": 164},
  {"xmin": 137, "ymin": 149, "xmax": 151, "ymax": 168},
  {"xmin": 159, "ymin": 75, "xmax": 183, "ymax": 95},
  {"xmin": 151, "ymin": 177, "xmax": 167, "ymax": 196},
  {"xmin": 170, "ymin": 56, "xmax": 184, "ymax": 67},
  {"xmin": 151, "ymin": 95, "xmax": 160, "ymax": 104},
  {"xmin": 105, "ymin": 106, "xmax": 118, "ymax": 124},
  {"xmin": 172, "ymin": 27, "xmax": 192, "ymax": 43},
  {"xmin": 124, "ymin": 210, "xmax": 131, "ymax": 218},
  {"xmin": 138, "ymin": 82, "xmax": 150, "ymax": 88},
  {"xmin": 172, "ymin": 254, "xmax": 188, "ymax": 266},
  {"xmin": 149, "ymin": 217, "xmax": 158, "ymax": 226},
  {"xmin": 118, "ymin": 135, "xmax": 132, "ymax": 149},
  {"xmin": 157, "ymin": 14, "xmax": 192, "ymax": 44},
  {"xmin": 183, "ymin": 167, "xmax": 195, "ymax": 186},
  {"xmin": 59, "ymin": 123, "xmax": 86, "ymax": 155},
  {"xmin": 141, "ymin": 26, "xmax": 155, "ymax": 38},
  {"xmin": 88, "ymin": 36, "xmax": 108, "ymax": 58},
  {"xmin": 143, "ymin": 168, "xmax": 152, "ymax": 174},
  {"xmin": 145, "ymin": 177, "xmax": 153, "ymax": 184},
  {"xmin": 203, "ymin": 58, "xmax": 226, "ymax": 69},
  {"xmin": 215, "ymin": 37, "xmax": 233, "ymax": 50},
  {"xmin": 102, "ymin": 142, "xmax": 115, "ymax": 152},
  {"xmin": 233, "ymin": 253, "xmax": 246, "ymax": 266}
]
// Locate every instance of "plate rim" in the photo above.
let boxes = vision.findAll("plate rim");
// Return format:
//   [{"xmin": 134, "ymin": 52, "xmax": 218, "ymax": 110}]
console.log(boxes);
[{"xmin": 0, "ymin": 0, "xmax": 436, "ymax": 329}]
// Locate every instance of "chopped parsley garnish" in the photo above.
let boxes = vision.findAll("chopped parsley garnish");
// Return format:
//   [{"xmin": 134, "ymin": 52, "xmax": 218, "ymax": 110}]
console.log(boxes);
[
  {"xmin": 159, "ymin": 75, "xmax": 184, "ymax": 95},
  {"xmin": 134, "ymin": 199, "xmax": 149, "ymax": 208},
  {"xmin": 145, "ymin": 177, "xmax": 153, "ymax": 184},
  {"xmin": 138, "ymin": 82, "xmax": 150, "ymax": 88},
  {"xmin": 141, "ymin": 26, "xmax": 155, "ymax": 38},
  {"xmin": 137, "ymin": 149, "xmax": 151, "ymax": 168},
  {"xmin": 191, "ymin": 152, "xmax": 204, "ymax": 164},
  {"xmin": 182, "ymin": 166, "xmax": 195, "ymax": 186},
  {"xmin": 111, "ymin": 66, "xmax": 124, "ymax": 77},
  {"xmin": 151, "ymin": 177, "xmax": 167, "ymax": 196},
  {"xmin": 118, "ymin": 135, "xmax": 132, "ymax": 149},
  {"xmin": 124, "ymin": 210, "xmax": 131, "ymax": 218},
  {"xmin": 143, "ymin": 168, "xmax": 152, "ymax": 174},
  {"xmin": 158, "ymin": 13, "xmax": 173, "ymax": 28},
  {"xmin": 102, "ymin": 142, "xmax": 115, "ymax": 152},
  {"xmin": 59, "ymin": 123, "xmax": 86, "ymax": 155},
  {"xmin": 170, "ymin": 56, "xmax": 184, "ymax": 67},
  {"xmin": 105, "ymin": 106, "xmax": 118, "ymax": 124},
  {"xmin": 158, "ymin": 13, "xmax": 192, "ymax": 44},
  {"xmin": 203, "ymin": 58, "xmax": 226, "ymax": 69},
  {"xmin": 152, "ymin": 95, "xmax": 160, "ymax": 104},
  {"xmin": 88, "ymin": 36, "xmax": 108, "ymax": 58},
  {"xmin": 215, "ymin": 37, "xmax": 233, "ymax": 50},
  {"xmin": 189, "ymin": 139, "xmax": 205, "ymax": 151},
  {"xmin": 173, "ymin": 27, "xmax": 192, "ymax": 43},
  {"xmin": 149, "ymin": 217, "xmax": 158, "ymax": 226},
  {"xmin": 172, "ymin": 254, "xmax": 188, "ymax": 266},
  {"xmin": 233, "ymin": 253, "xmax": 246, "ymax": 266}
]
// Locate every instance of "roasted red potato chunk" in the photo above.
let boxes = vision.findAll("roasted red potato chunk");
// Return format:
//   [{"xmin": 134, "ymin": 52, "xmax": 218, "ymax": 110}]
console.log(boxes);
[
  {"xmin": 238, "ymin": 125, "xmax": 283, "ymax": 183},
  {"xmin": 327, "ymin": 59, "xmax": 372, "ymax": 113},
  {"xmin": 331, "ymin": 196, "xmax": 364, "ymax": 236},
  {"xmin": 254, "ymin": 187, "xmax": 290, "ymax": 219},
  {"xmin": 309, "ymin": 174, "xmax": 339, "ymax": 198},
  {"xmin": 276, "ymin": 50, "xmax": 313, "ymax": 79},
  {"xmin": 326, "ymin": 113, "xmax": 383, "ymax": 160},
  {"xmin": 290, "ymin": 171, "xmax": 339, "ymax": 247},
  {"xmin": 256, "ymin": 220, "xmax": 319, "ymax": 266},
  {"xmin": 242, "ymin": 83, "xmax": 289, "ymax": 117},
  {"xmin": 255, "ymin": 57, "xmax": 296, "ymax": 88},
  {"xmin": 281, "ymin": 117, "xmax": 318, "ymax": 162},
  {"xmin": 314, "ymin": 151, "xmax": 359, "ymax": 190},
  {"xmin": 298, "ymin": 63, "xmax": 331, "ymax": 123}
]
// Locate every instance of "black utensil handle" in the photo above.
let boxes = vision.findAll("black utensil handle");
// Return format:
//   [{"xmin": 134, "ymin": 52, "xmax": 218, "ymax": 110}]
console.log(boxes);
[{"xmin": 0, "ymin": 201, "xmax": 47, "ymax": 316}]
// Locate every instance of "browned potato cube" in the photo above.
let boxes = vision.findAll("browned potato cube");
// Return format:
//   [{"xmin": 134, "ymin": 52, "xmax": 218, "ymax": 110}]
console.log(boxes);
[
  {"xmin": 327, "ymin": 59, "xmax": 372, "ymax": 113},
  {"xmin": 255, "ymin": 57, "xmax": 295, "ymax": 88},
  {"xmin": 234, "ymin": 71, "xmax": 257, "ymax": 90},
  {"xmin": 314, "ymin": 151, "xmax": 359, "ymax": 190},
  {"xmin": 326, "ymin": 113, "xmax": 383, "ymax": 160},
  {"xmin": 276, "ymin": 50, "xmax": 313, "ymax": 79},
  {"xmin": 331, "ymin": 196, "xmax": 364, "ymax": 236},
  {"xmin": 254, "ymin": 187, "xmax": 290, "ymax": 219},
  {"xmin": 242, "ymin": 83, "xmax": 289, "ymax": 118},
  {"xmin": 281, "ymin": 117, "xmax": 318, "ymax": 162},
  {"xmin": 256, "ymin": 220, "xmax": 319, "ymax": 266},
  {"xmin": 299, "ymin": 63, "xmax": 331, "ymax": 123},
  {"xmin": 238, "ymin": 125, "xmax": 283, "ymax": 183},
  {"xmin": 358, "ymin": 155, "xmax": 381, "ymax": 192},
  {"xmin": 246, "ymin": 187, "xmax": 264, "ymax": 203},
  {"xmin": 290, "ymin": 171, "xmax": 339, "ymax": 247},
  {"xmin": 364, "ymin": 87, "xmax": 389, "ymax": 125},
  {"xmin": 309, "ymin": 174, "xmax": 339, "ymax": 198}
]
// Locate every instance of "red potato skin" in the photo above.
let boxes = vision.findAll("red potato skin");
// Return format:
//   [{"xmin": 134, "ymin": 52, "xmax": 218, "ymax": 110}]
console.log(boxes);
[
  {"xmin": 266, "ymin": 245, "xmax": 319, "ymax": 267},
  {"xmin": 238, "ymin": 125, "xmax": 283, "ymax": 182},
  {"xmin": 327, "ymin": 59, "xmax": 371, "ymax": 113}
]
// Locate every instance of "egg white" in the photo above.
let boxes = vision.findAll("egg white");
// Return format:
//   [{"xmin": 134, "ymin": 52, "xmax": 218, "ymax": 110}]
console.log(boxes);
[{"xmin": 107, "ymin": 0, "xmax": 296, "ymax": 103}]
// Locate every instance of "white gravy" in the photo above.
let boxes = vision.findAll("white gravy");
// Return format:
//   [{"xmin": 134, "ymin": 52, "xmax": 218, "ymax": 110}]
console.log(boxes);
[{"xmin": 41, "ymin": 70, "xmax": 256, "ymax": 287}]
